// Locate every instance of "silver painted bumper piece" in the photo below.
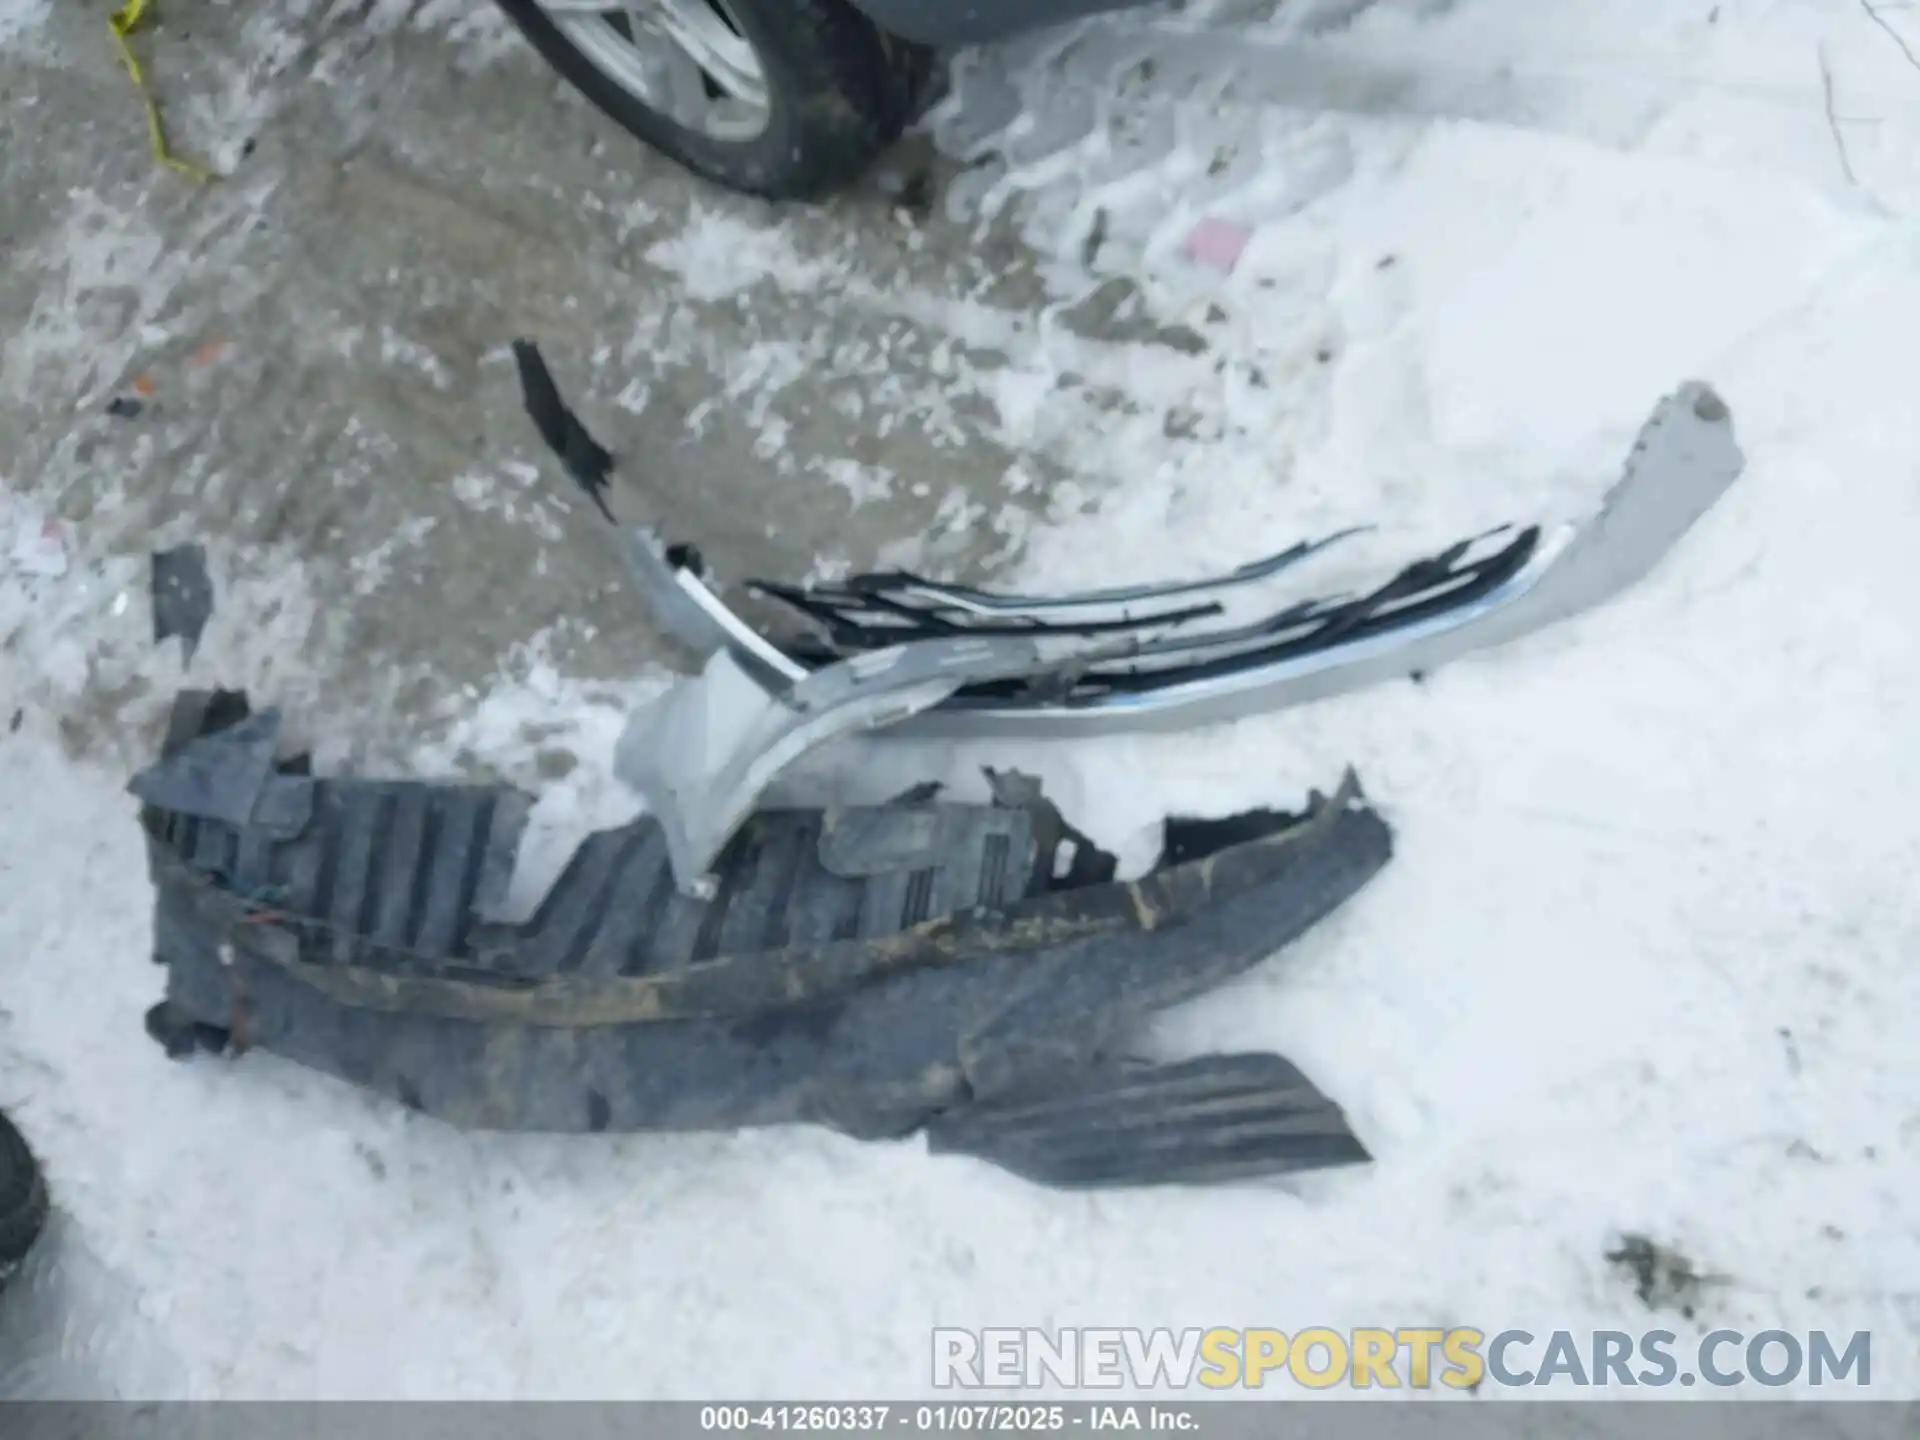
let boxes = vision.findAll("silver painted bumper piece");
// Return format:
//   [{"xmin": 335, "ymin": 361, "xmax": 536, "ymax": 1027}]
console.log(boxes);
[
  {"xmin": 619, "ymin": 383, "xmax": 1745, "ymax": 742},
  {"xmin": 615, "ymin": 634, "xmax": 1139, "ymax": 896}
]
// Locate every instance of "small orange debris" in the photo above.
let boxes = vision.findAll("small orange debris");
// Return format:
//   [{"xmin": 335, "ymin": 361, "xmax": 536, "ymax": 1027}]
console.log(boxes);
[{"xmin": 132, "ymin": 373, "xmax": 158, "ymax": 397}]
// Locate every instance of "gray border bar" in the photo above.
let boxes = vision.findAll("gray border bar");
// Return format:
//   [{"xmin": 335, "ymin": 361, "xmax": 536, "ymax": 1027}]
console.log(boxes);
[{"xmin": 3, "ymin": 1402, "xmax": 1915, "ymax": 1440}]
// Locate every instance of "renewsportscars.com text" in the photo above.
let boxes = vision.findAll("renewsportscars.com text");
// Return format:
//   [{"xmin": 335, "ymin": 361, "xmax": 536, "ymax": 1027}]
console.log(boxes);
[{"xmin": 931, "ymin": 1327, "xmax": 1873, "ymax": 1390}]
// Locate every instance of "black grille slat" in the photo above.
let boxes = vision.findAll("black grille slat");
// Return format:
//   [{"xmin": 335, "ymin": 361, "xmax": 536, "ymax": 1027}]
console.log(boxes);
[
  {"xmin": 582, "ymin": 823, "xmax": 671, "ymax": 974},
  {"xmin": 615, "ymin": 867, "xmax": 678, "ymax": 975},
  {"xmin": 471, "ymin": 796, "xmax": 528, "ymax": 924},
  {"xmin": 830, "ymin": 876, "xmax": 867, "ymax": 942},
  {"xmin": 524, "ymin": 830, "xmax": 638, "ymax": 975},
  {"xmin": 980, "ymin": 833, "xmax": 1009, "ymax": 906},
  {"xmin": 449, "ymin": 793, "xmax": 500, "ymax": 951},
  {"xmin": 192, "ymin": 818, "xmax": 235, "ymax": 877},
  {"xmin": 328, "ymin": 791, "xmax": 379, "ymax": 933},
  {"xmin": 232, "ymin": 830, "xmax": 275, "ymax": 897},
  {"xmin": 554, "ymin": 828, "xmax": 650, "ymax": 973},
  {"xmin": 635, "ymin": 889, "xmax": 710, "ymax": 973},
  {"xmin": 602, "ymin": 833, "xmax": 687, "ymax": 983},
  {"xmin": 357, "ymin": 791, "xmax": 398, "ymax": 937},
  {"xmin": 373, "ymin": 787, "xmax": 431, "ymax": 947},
  {"xmin": 714, "ymin": 819, "xmax": 810, "ymax": 957},
  {"xmin": 409, "ymin": 800, "xmax": 443, "ymax": 945},
  {"xmin": 902, "ymin": 867, "xmax": 936, "ymax": 927},
  {"xmin": 691, "ymin": 834, "xmax": 760, "ymax": 962},
  {"xmin": 417, "ymin": 792, "xmax": 491, "ymax": 956},
  {"xmin": 760, "ymin": 816, "xmax": 816, "ymax": 951},
  {"xmin": 859, "ymin": 869, "xmax": 908, "ymax": 940},
  {"xmin": 520, "ymin": 846, "xmax": 586, "ymax": 936},
  {"xmin": 306, "ymin": 790, "xmax": 342, "ymax": 929}
]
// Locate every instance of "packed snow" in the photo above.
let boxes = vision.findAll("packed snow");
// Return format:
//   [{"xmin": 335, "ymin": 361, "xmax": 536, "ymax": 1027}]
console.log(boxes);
[{"xmin": 2, "ymin": 0, "xmax": 1918, "ymax": 1404}]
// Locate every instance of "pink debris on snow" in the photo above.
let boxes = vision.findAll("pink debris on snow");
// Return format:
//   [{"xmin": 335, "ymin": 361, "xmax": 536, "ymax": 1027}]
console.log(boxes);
[
  {"xmin": 5, "ymin": 500, "xmax": 71, "ymax": 579},
  {"xmin": 1181, "ymin": 217, "xmax": 1253, "ymax": 274}
]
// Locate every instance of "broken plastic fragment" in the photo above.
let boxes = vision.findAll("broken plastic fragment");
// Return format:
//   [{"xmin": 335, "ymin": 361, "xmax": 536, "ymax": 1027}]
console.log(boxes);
[
  {"xmin": 126, "ymin": 708, "xmax": 313, "ymax": 841},
  {"xmin": 512, "ymin": 339, "xmax": 615, "ymax": 522},
  {"xmin": 152, "ymin": 543, "xmax": 214, "ymax": 662},
  {"xmin": 924, "ymin": 1053, "xmax": 1370, "ymax": 1188},
  {"xmin": 133, "ymin": 690, "xmax": 1393, "ymax": 1191}
]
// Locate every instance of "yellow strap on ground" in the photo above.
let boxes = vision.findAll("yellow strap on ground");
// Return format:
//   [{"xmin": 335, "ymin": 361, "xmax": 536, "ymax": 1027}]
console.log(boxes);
[{"xmin": 109, "ymin": 0, "xmax": 219, "ymax": 184}]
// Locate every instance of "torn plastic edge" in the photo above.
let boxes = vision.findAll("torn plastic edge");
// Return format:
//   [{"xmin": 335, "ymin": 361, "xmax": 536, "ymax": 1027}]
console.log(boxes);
[
  {"xmin": 144, "ymin": 762, "xmax": 1381, "ymax": 1029},
  {"xmin": 125, "ymin": 707, "xmax": 313, "ymax": 839},
  {"xmin": 619, "ymin": 383, "xmax": 1745, "ymax": 738},
  {"xmin": 623, "ymin": 528, "xmax": 808, "ymax": 691},
  {"xmin": 615, "ymin": 629, "xmax": 1149, "ymax": 897},
  {"xmin": 922, "ymin": 1053, "xmax": 1371, "ymax": 1189},
  {"xmin": 135, "ymin": 709, "xmax": 1391, "ymax": 1185}
]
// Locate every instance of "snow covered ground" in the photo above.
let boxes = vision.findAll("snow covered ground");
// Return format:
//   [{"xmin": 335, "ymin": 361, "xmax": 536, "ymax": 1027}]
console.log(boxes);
[{"xmin": 1, "ymin": 0, "xmax": 1918, "ymax": 1404}]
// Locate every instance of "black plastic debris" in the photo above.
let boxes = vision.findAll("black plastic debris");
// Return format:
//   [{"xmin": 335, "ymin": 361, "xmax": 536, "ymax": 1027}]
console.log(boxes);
[
  {"xmin": 133, "ymin": 690, "xmax": 1392, "ymax": 1190},
  {"xmin": 511, "ymin": 339, "xmax": 615, "ymax": 522},
  {"xmin": 0, "ymin": 1106, "xmax": 48, "ymax": 1288},
  {"xmin": 923, "ymin": 1054, "xmax": 1369, "ymax": 1188},
  {"xmin": 106, "ymin": 396, "xmax": 145, "ymax": 420},
  {"xmin": 151, "ymin": 543, "xmax": 214, "ymax": 663},
  {"xmin": 760, "ymin": 526, "xmax": 1540, "ymax": 678}
]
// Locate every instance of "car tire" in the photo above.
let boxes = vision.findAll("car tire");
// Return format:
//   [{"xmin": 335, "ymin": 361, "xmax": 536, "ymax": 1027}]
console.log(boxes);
[
  {"xmin": 492, "ymin": 0, "xmax": 936, "ymax": 200},
  {"xmin": 0, "ymin": 1107, "xmax": 48, "ymax": 1287}
]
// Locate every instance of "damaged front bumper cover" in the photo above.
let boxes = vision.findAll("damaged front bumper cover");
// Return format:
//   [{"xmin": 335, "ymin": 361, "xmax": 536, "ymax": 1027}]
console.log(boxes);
[
  {"xmin": 612, "ymin": 383, "xmax": 1744, "ymax": 738},
  {"xmin": 134, "ymin": 692, "xmax": 1392, "ymax": 1190}
]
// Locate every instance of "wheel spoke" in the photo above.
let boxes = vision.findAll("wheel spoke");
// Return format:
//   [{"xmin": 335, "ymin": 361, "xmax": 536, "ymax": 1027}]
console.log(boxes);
[
  {"xmin": 534, "ymin": 0, "xmax": 770, "ymax": 139},
  {"xmin": 655, "ymin": 32, "xmax": 714, "ymax": 119},
  {"xmin": 651, "ymin": 0, "xmax": 766, "ymax": 105}
]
